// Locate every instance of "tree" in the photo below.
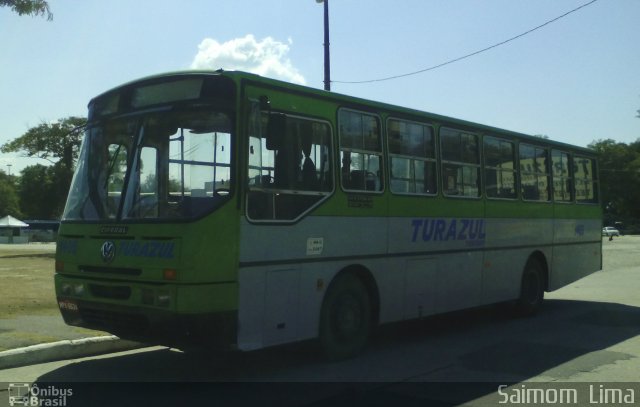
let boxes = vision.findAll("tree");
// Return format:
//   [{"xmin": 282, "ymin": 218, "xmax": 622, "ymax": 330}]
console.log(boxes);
[
  {"xmin": 0, "ymin": 0, "xmax": 52, "ymax": 20},
  {"xmin": 0, "ymin": 171, "xmax": 21, "ymax": 218},
  {"xmin": 1, "ymin": 117, "xmax": 86, "ymax": 219},
  {"xmin": 1, "ymin": 117, "xmax": 86, "ymax": 170},
  {"xmin": 17, "ymin": 165, "xmax": 54, "ymax": 219},
  {"xmin": 588, "ymin": 139, "xmax": 640, "ymax": 220}
]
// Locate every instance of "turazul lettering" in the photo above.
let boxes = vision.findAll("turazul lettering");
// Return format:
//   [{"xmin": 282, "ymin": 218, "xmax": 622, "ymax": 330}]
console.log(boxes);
[
  {"xmin": 119, "ymin": 241, "xmax": 175, "ymax": 259},
  {"xmin": 411, "ymin": 218, "xmax": 486, "ymax": 243}
]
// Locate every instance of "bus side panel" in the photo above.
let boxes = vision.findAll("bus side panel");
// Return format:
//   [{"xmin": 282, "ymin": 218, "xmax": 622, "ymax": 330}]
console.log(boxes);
[
  {"xmin": 435, "ymin": 252, "xmax": 483, "ymax": 313},
  {"xmin": 239, "ymin": 217, "xmax": 388, "ymax": 264},
  {"xmin": 481, "ymin": 248, "xmax": 545, "ymax": 304},
  {"xmin": 389, "ymin": 217, "xmax": 484, "ymax": 316},
  {"xmin": 481, "ymin": 217, "xmax": 553, "ymax": 303},
  {"xmin": 403, "ymin": 258, "xmax": 437, "ymax": 319},
  {"xmin": 549, "ymin": 218, "xmax": 602, "ymax": 290},
  {"xmin": 237, "ymin": 257, "xmax": 402, "ymax": 351},
  {"xmin": 236, "ymin": 266, "xmax": 305, "ymax": 350},
  {"xmin": 237, "ymin": 216, "xmax": 390, "ymax": 350}
]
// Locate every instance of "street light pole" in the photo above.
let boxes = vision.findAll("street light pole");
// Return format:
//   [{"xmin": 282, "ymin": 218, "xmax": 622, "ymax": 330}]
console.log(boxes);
[
  {"xmin": 317, "ymin": 0, "xmax": 331, "ymax": 91},
  {"xmin": 6, "ymin": 164, "xmax": 11, "ymax": 177}
]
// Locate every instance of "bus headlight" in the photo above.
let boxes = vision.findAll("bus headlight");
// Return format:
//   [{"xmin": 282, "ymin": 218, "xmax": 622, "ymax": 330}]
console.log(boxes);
[
  {"xmin": 139, "ymin": 288, "xmax": 171, "ymax": 307},
  {"xmin": 61, "ymin": 283, "xmax": 85, "ymax": 297},
  {"xmin": 61, "ymin": 283, "xmax": 72, "ymax": 296},
  {"xmin": 73, "ymin": 283, "xmax": 85, "ymax": 296}
]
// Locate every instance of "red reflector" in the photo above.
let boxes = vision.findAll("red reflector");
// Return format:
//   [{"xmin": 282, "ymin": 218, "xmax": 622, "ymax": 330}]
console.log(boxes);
[{"xmin": 163, "ymin": 269, "xmax": 177, "ymax": 280}]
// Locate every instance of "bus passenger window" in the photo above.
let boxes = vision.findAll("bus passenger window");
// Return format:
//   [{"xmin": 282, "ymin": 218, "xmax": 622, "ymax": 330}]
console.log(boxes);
[
  {"xmin": 388, "ymin": 118, "xmax": 436, "ymax": 195},
  {"xmin": 552, "ymin": 150, "xmax": 573, "ymax": 202},
  {"xmin": 247, "ymin": 108, "xmax": 333, "ymax": 221},
  {"xmin": 338, "ymin": 109, "xmax": 383, "ymax": 192},
  {"xmin": 484, "ymin": 137, "xmax": 516, "ymax": 199},
  {"xmin": 440, "ymin": 128, "xmax": 480, "ymax": 198},
  {"xmin": 520, "ymin": 144, "xmax": 550, "ymax": 201},
  {"xmin": 574, "ymin": 156, "xmax": 598, "ymax": 203}
]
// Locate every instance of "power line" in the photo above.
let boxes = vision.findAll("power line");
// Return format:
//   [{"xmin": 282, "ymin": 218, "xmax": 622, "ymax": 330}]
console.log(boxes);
[{"xmin": 333, "ymin": 0, "xmax": 599, "ymax": 85}]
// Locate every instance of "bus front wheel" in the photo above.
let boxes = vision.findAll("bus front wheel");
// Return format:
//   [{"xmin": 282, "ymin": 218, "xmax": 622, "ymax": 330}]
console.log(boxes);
[
  {"xmin": 319, "ymin": 273, "xmax": 372, "ymax": 361},
  {"xmin": 514, "ymin": 257, "xmax": 545, "ymax": 317}
]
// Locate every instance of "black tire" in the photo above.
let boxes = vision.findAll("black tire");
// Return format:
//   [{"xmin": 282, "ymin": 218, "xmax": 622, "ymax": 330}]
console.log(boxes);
[
  {"xmin": 514, "ymin": 257, "xmax": 545, "ymax": 317},
  {"xmin": 319, "ymin": 273, "xmax": 372, "ymax": 361}
]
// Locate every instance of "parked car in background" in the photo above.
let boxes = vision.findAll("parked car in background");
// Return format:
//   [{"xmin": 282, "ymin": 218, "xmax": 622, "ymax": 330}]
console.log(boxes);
[{"xmin": 602, "ymin": 227, "xmax": 620, "ymax": 237}]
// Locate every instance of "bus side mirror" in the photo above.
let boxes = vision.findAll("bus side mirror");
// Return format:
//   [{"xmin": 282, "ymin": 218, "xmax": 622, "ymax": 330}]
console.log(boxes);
[{"xmin": 266, "ymin": 113, "xmax": 286, "ymax": 150}]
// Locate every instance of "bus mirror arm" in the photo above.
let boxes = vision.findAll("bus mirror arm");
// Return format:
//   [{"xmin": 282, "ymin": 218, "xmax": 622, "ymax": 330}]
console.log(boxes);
[{"xmin": 259, "ymin": 95, "xmax": 271, "ymax": 111}]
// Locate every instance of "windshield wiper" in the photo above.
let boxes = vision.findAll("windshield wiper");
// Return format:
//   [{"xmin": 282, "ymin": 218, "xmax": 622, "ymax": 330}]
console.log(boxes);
[{"xmin": 104, "ymin": 144, "xmax": 123, "ymax": 189}]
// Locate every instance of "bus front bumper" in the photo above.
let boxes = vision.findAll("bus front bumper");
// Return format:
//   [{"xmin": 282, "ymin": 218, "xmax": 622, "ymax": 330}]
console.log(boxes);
[{"xmin": 57, "ymin": 297, "xmax": 238, "ymax": 349}]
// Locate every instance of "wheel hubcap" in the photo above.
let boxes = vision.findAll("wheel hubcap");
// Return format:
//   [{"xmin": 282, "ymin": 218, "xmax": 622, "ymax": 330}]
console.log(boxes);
[{"xmin": 333, "ymin": 294, "xmax": 362, "ymax": 339}]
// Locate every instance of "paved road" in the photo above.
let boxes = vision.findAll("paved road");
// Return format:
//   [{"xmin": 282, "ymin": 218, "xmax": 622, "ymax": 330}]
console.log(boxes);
[{"xmin": 1, "ymin": 237, "xmax": 639, "ymax": 406}]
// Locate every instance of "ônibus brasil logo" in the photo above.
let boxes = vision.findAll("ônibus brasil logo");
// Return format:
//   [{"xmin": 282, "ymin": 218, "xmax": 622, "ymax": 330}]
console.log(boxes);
[{"xmin": 7, "ymin": 383, "xmax": 73, "ymax": 406}]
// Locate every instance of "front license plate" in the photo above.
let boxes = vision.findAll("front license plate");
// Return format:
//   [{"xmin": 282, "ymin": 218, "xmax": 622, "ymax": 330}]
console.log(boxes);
[{"xmin": 58, "ymin": 299, "xmax": 79, "ymax": 312}]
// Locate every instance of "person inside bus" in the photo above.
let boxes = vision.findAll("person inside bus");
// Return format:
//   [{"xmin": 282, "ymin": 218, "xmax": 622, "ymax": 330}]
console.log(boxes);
[
  {"xmin": 300, "ymin": 135, "xmax": 319, "ymax": 190},
  {"xmin": 274, "ymin": 143, "xmax": 297, "ymax": 190}
]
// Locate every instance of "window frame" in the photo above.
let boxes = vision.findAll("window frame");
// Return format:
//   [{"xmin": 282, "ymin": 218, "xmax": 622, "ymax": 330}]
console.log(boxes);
[
  {"xmin": 482, "ymin": 136, "xmax": 518, "ymax": 201},
  {"xmin": 439, "ymin": 127, "xmax": 482, "ymax": 199},
  {"xmin": 551, "ymin": 149, "xmax": 574, "ymax": 204},
  {"xmin": 573, "ymin": 155, "xmax": 599, "ymax": 205},
  {"xmin": 245, "ymin": 106, "xmax": 335, "ymax": 223},
  {"xmin": 337, "ymin": 108, "xmax": 385, "ymax": 194},
  {"xmin": 518, "ymin": 142, "xmax": 551, "ymax": 203},
  {"xmin": 386, "ymin": 117, "xmax": 438, "ymax": 196}
]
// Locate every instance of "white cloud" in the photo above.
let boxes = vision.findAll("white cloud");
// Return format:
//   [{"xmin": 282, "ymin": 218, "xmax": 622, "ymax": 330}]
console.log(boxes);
[{"xmin": 190, "ymin": 34, "xmax": 306, "ymax": 85}]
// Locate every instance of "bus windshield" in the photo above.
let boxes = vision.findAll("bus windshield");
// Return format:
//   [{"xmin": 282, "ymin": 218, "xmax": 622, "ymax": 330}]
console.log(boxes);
[{"xmin": 62, "ymin": 106, "xmax": 233, "ymax": 221}]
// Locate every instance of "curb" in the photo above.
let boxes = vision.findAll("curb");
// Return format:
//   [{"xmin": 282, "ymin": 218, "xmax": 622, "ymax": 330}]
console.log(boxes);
[{"xmin": 0, "ymin": 336, "xmax": 144, "ymax": 370}]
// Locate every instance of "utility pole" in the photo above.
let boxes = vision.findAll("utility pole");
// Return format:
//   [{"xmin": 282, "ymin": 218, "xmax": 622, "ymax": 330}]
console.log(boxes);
[{"xmin": 317, "ymin": 0, "xmax": 331, "ymax": 91}]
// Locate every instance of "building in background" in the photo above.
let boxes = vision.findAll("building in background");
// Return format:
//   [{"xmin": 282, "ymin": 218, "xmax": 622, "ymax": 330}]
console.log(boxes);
[{"xmin": 0, "ymin": 215, "xmax": 29, "ymax": 243}]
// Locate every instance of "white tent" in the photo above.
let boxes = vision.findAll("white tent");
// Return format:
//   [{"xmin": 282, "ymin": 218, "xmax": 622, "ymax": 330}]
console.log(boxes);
[
  {"xmin": 0, "ymin": 215, "xmax": 29, "ymax": 228},
  {"xmin": 0, "ymin": 215, "xmax": 29, "ymax": 243}
]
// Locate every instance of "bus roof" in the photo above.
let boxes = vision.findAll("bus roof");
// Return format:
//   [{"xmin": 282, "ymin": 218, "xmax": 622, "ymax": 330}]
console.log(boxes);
[{"xmin": 91, "ymin": 69, "xmax": 596, "ymax": 156}]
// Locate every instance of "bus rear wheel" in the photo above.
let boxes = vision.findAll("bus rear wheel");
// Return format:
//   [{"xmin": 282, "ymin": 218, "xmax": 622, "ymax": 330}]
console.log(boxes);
[
  {"xmin": 514, "ymin": 257, "xmax": 545, "ymax": 317},
  {"xmin": 319, "ymin": 273, "xmax": 371, "ymax": 361}
]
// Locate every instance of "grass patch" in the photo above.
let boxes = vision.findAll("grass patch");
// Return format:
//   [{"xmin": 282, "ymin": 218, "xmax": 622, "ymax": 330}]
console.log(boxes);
[
  {"xmin": 0, "ymin": 247, "xmax": 59, "ymax": 318},
  {"xmin": 0, "ymin": 245, "xmax": 110, "ymax": 347},
  {"xmin": 0, "ymin": 331, "xmax": 62, "ymax": 351}
]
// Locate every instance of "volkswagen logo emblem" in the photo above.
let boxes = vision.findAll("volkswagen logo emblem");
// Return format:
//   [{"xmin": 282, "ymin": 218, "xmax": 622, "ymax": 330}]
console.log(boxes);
[{"xmin": 100, "ymin": 241, "xmax": 116, "ymax": 264}]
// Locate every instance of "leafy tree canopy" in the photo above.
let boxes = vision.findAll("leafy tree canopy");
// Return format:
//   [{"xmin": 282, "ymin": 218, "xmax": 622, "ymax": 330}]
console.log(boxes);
[
  {"xmin": 0, "ymin": 116, "xmax": 86, "ymax": 170},
  {"xmin": 1, "ymin": 117, "xmax": 86, "ymax": 219},
  {"xmin": 0, "ymin": 0, "xmax": 52, "ymax": 20},
  {"xmin": 18, "ymin": 164, "xmax": 57, "ymax": 219},
  {"xmin": 588, "ymin": 138, "xmax": 640, "ymax": 220},
  {"xmin": 0, "ymin": 176, "xmax": 21, "ymax": 218}
]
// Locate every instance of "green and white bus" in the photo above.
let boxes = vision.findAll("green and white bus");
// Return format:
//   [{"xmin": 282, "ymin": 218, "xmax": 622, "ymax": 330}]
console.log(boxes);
[{"xmin": 55, "ymin": 70, "xmax": 601, "ymax": 359}]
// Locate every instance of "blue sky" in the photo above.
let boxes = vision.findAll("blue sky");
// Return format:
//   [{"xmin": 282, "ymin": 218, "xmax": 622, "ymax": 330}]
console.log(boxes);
[{"xmin": 1, "ymin": 0, "xmax": 639, "ymax": 174}]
